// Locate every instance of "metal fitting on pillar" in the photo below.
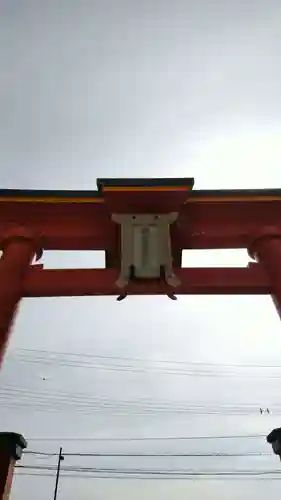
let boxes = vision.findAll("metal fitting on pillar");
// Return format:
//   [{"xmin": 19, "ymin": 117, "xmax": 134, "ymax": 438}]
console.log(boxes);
[
  {"xmin": 248, "ymin": 226, "xmax": 281, "ymax": 261},
  {"xmin": 0, "ymin": 227, "xmax": 43, "ymax": 261},
  {"xmin": 248, "ymin": 226, "xmax": 281, "ymax": 319}
]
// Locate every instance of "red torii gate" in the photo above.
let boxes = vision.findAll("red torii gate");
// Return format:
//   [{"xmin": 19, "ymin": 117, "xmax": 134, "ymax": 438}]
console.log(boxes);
[
  {"xmin": 1, "ymin": 176, "xmax": 281, "ymax": 496},
  {"xmin": 0, "ymin": 176, "xmax": 281, "ymax": 366}
]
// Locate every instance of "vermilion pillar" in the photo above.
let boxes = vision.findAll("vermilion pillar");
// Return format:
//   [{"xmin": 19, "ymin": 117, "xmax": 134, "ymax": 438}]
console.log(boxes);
[
  {"xmin": 0, "ymin": 229, "xmax": 41, "ymax": 365},
  {"xmin": 249, "ymin": 227, "xmax": 281, "ymax": 319},
  {"xmin": 0, "ymin": 433, "xmax": 26, "ymax": 500}
]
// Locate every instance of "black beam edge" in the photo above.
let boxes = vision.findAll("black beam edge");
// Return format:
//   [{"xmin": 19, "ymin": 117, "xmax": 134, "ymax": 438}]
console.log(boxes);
[
  {"xmin": 0, "ymin": 188, "xmax": 103, "ymax": 199},
  {"xmin": 0, "ymin": 180, "xmax": 281, "ymax": 200},
  {"xmin": 0, "ymin": 178, "xmax": 194, "ymax": 199},
  {"xmin": 97, "ymin": 177, "xmax": 195, "ymax": 189},
  {"xmin": 190, "ymin": 189, "xmax": 281, "ymax": 197}
]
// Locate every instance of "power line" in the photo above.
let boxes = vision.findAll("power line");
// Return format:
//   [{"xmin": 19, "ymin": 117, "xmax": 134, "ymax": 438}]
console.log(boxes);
[
  {"xmin": 16, "ymin": 465, "xmax": 281, "ymax": 478},
  {"xmin": 14, "ymin": 472, "xmax": 281, "ymax": 481},
  {"xmin": 0, "ymin": 401, "xmax": 275, "ymax": 417},
  {"xmin": 0, "ymin": 392, "xmax": 267, "ymax": 410},
  {"xmin": 7, "ymin": 349, "xmax": 281, "ymax": 379},
  {"xmin": 12, "ymin": 472, "xmax": 281, "ymax": 482},
  {"xmin": 25, "ymin": 451, "xmax": 58, "ymax": 458},
  {"xmin": 10, "ymin": 348, "xmax": 281, "ymax": 369},
  {"xmin": 0, "ymin": 401, "xmax": 277, "ymax": 417},
  {"xmin": 26, "ymin": 434, "xmax": 266, "ymax": 442},
  {"xmin": 25, "ymin": 451, "xmax": 271, "ymax": 457},
  {"xmin": 3, "ymin": 385, "xmax": 273, "ymax": 411},
  {"xmin": 0, "ymin": 386, "xmax": 277, "ymax": 415},
  {"xmin": 17, "ymin": 465, "xmax": 281, "ymax": 474}
]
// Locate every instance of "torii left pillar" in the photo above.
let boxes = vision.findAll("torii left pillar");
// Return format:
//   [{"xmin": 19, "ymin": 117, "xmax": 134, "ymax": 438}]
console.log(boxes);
[{"xmin": 0, "ymin": 229, "xmax": 41, "ymax": 366}]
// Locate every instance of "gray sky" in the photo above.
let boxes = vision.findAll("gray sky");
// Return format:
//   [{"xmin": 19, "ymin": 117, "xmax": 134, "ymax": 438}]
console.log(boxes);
[{"xmin": 1, "ymin": 0, "xmax": 281, "ymax": 498}]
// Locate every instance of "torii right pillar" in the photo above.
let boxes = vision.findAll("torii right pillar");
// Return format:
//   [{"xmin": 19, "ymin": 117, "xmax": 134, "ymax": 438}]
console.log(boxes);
[{"xmin": 249, "ymin": 227, "xmax": 281, "ymax": 319}]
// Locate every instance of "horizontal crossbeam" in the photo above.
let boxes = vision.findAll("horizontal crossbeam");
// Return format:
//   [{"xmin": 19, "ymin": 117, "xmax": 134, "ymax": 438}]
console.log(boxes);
[
  {"xmin": 0, "ymin": 198, "xmax": 281, "ymax": 251},
  {"xmin": 23, "ymin": 265, "xmax": 270, "ymax": 297}
]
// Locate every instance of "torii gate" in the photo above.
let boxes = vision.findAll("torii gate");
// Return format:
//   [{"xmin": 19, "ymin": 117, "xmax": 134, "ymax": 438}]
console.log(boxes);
[
  {"xmin": 1, "ymin": 176, "xmax": 281, "ymax": 496},
  {"xmin": 0, "ymin": 176, "xmax": 280, "ymax": 366}
]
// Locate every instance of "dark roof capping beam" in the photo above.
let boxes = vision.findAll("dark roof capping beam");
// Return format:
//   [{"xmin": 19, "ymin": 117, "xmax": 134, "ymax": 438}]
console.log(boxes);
[
  {"xmin": 190, "ymin": 188, "xmax": 281, "ymax": 198},
  {"xmin": 1, "ymin": 181, "xmax": 281, "ymax": 202},
  {"xmin": 0, "ymin": 178, "xmax": 195, "ymax": 201},
  {"xmin": 97, "ymin": 177, "xmax": 195, "ymax": 190},
  {"xmin": 0, "ymin": 188, "xmax": 102, "ymax": 199}
]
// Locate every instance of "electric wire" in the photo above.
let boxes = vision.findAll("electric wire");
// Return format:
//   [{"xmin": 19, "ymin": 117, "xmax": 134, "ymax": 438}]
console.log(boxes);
[
  {"xmin": 16, "ymin": 465, "xmax": 281, "ymax": 475},
  {"xmin": 7, "ymin": 349, "xmax": 281, "ymax": 379},
  {"xmin": 10, "ymin": 348, "xmax": 281, "ymax": 369},
  {"xmin": 24, "ymin": 450, "xmax": 271, "ymax": 457},
  {"xmin": 0, "ymin": 385, "xmax": 277, "ymax": 416},
  {"xmin": 13, "ymin": 472, "xmax": 281, "ymax": 481},
  {"xmin": 0, "ymin": 401, "xmax": 276, "ymax": 416},
  {"xmin": 15, "ymin": 465, "xmax": 281, "ymax": 480},
  {"xmin": 25, "ymin": 434, "xmax": 266, "ymax": 442}
]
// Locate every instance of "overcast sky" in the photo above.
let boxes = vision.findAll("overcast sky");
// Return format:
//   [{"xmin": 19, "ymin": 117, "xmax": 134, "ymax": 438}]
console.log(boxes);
[{"xmin": 1, "ymin": 0, "xmax": 281, "ymax": 499}]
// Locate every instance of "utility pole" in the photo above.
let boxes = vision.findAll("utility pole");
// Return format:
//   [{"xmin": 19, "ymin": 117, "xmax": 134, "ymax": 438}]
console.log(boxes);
[{"xmin": 53, "ymin": 447, "xmax": 64, "ymax": 500}]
